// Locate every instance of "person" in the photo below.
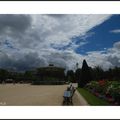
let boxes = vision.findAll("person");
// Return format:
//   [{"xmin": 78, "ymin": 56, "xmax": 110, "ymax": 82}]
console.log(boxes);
[
  {"xmin": 69, "ymin": 83, "xmax": 73, "ymax": 90},
  {"xmin": 64, "ymin": 87, "xmax": 71, "ymax": 97},
  {"xmin": 63, "ymin": 87, "xmax": 71, "ymax": 105}
]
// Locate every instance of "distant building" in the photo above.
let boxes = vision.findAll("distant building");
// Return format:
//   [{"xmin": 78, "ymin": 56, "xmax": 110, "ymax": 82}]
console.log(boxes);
[{"xmin": 32, "ymin": 64, "xmax": 66, "ymax": 85}]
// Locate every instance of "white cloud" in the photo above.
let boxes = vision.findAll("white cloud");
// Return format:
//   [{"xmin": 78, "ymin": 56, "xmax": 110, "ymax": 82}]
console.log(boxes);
[
  {"xmin": 0, "ymin": 14, "xmax": 113, "ymax": 71},
  {"xmin": 30, "ymin": 14, "xmax": 111, "ymax": 47},
  {"xmin": 113, "ymin": 41, "xmax": 120, "ymax": 49},
  {"xmin": 84, "ymin": 51, "xmax": 113, "ymax": 70},
  {"xmin": 83, "ymin": 41, "xmax": 120, "ymax": 71},
  {"xmin": 110, "ymin": 29, "xmax": 120, "ymax": 33}
]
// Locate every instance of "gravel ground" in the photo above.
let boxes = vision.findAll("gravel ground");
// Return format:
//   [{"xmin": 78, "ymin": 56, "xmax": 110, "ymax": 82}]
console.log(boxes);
[{"xmin": 0, "ymin": 84, "xmax": 82, "ymax": 106}]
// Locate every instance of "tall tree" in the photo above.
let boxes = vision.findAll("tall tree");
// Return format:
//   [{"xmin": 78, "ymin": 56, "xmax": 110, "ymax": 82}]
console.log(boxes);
[{"xmin": 78, "ymin": 59, "xmax": 92, "ymax": 87}]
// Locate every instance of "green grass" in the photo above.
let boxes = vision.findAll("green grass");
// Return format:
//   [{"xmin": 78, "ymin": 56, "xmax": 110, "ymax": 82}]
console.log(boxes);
[{"xmin": 77, "ymin": 88, "xmax": 110, "ymax": 106}]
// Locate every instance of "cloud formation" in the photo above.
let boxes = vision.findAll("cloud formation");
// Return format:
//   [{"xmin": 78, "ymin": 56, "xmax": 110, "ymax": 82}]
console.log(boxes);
[
  {"xmin": 0, "ymin": 14, "xmax": 117, "ymax": 71},
  {"xmin": 110, "ymin": 29, "xmax": 120, "ymax": 33},
  {"xmin": 84, "ymin": 41, "xmax": 120, "ymax": 71}
]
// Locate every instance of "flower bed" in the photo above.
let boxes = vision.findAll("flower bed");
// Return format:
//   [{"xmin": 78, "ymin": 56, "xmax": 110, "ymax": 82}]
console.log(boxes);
[{"xmin": 86, "ymin": 80, "xmax": 120, "ymax": 105}]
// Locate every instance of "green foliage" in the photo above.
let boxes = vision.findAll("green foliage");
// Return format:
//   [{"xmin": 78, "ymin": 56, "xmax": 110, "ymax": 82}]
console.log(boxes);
[
  {"xmin": 78, "ymin": 59, "xmax": 92, "ymax": 87},
  {"xmin": 0, "ymin": 69, "xmax": 9, "ymax": 82},
  {"xmin": 67, "ymin": 70, "xmax": 75, "ymax": 83},
  {"xmin": 92, "ymin": 66, "xmax": 104, "ymax": 80},
  {"xmin": 77, "ymin": 88, "xmax": 109, "ymax": 105},
  {"xmin": 106, "ymin": 81, "xmax": 120, "ymax": 103},
  {"xmin": 86, "ymin": 80, "xmax": 120, "ymax": 104},
  {"xmin": 75, "ymin": 68, "xmax": 81, "ymax": 83}
]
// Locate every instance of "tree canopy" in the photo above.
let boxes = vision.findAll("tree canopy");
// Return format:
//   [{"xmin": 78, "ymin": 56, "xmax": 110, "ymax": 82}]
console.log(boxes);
[{"xmin": 78, "ymin": 59, "xmax": 92, "ymax": 87}]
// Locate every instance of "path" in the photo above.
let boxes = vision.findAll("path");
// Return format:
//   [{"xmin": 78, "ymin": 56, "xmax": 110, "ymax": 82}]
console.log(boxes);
[{"xmin": 0, "ymin": 84, "xmax": 85, "ymax": 106}]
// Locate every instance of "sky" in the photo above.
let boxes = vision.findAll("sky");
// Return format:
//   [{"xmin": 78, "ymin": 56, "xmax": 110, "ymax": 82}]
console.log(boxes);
[{"xmin": 0, "ymin": 14, "xmax": 120, "ymax": 71}]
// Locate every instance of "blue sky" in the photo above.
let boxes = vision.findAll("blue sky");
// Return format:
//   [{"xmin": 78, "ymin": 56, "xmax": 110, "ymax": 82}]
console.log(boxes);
[
  {"xmin": 48, "ymin": 15, "xmax": 120, "ymax": 70},
  {"xmin": 75, "ymin": 15, "xmax": 120, "ymax": 55},
  {"xmin": 51, "ymin": 15, "xmax": 120, "ymax": 56},
  {"xmin": 0, "ymin": 14, "xmax": 120, "ymax": 71}
]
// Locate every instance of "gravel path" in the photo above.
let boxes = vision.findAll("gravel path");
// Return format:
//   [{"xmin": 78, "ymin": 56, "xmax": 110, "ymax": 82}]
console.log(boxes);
[{"xmin": 0, "ymin": 84, "xmax": 85, "ymax": 106}]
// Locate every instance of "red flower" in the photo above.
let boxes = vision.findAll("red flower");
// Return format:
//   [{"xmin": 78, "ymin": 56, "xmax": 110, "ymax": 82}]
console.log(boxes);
[{"xmin": 99, "ymin": 80, "xmax": 106, "ymax": 86}]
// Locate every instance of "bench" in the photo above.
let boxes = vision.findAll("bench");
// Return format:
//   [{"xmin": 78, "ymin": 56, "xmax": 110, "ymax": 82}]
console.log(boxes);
[{"xmin": 63, "ymin": 86, "xmax": 76, "ymax": 105}]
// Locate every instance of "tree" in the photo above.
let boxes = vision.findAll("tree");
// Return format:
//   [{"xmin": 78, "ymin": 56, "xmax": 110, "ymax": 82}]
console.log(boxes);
[
  {"xmin": 67, "ymin": 70, "xmax": 75, "ymax": 83},
  {"xmin": 24, "ymin": 71, "xmax": 35, "ymax": 83},
  {"xmin": 78, "ymin": 59, "xmax": 92, "ymax": 87},
  {"xmin": 0, "ymin": 69, "xmax": 9, "ymax": 83},
  {"xmin": 92, "ymin": 66, "xmax": 104, "ymax": 81},
  {"xmin": 112, "ymin": 67, "xmax": 120, "ymax": 81},
  {"xmin": 75, "ymin": 68, "xmax": 81, "ymax": 83}
]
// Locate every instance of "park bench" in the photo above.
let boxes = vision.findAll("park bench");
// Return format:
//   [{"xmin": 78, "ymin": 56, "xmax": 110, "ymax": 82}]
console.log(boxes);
[{"xmin": 63, "ymin": 85, "xmax": 76, "ymax": 105}]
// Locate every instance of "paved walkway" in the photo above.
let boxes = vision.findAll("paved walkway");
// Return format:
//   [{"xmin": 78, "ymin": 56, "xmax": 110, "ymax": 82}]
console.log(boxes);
[{"xmin": 0, "ymin": 84, "xmax": 88, "ymax": 106}]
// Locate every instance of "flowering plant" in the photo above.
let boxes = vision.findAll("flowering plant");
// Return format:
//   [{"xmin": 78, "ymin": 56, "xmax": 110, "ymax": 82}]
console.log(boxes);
[
  {"xmin": 98, "ymin": 80, "xmax": 106, "ymax": 86},
  {"xmin": 86, "ymin": 80, "xmax": 120, "ymax": 105}
]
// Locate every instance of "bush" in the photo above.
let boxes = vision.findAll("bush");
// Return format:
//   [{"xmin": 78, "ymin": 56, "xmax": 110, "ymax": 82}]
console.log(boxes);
[
  {"xmin": 86, "ymin": 80, "xmax": 120, "ymax": 105},
  {"xmin": 106, "ymin": 81, "xmax": 120, "ymax": 104}
]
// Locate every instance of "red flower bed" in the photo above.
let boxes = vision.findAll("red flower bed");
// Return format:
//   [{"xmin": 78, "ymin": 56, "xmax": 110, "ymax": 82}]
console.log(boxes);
[
  {"xmin": 86, "ymin": 80, "xmax": 120, "ymax": 105},
  {"xmin": 98, "ymin": 80, "xmax": 106, "ymax": 86}
]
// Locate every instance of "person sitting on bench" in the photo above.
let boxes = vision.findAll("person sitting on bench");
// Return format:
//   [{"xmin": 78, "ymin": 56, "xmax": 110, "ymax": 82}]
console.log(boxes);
[
  {"xmin": 64, "ymin": 87, "xmax": 71, "ymax": 97},
  {"xmin": 63, "ymin": 87, "xmax": 71, "ymax": 104}
]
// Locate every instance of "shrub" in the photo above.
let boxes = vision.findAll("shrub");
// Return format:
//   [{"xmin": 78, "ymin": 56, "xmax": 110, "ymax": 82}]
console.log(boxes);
[{"xmin": 86, "ymin": 80, "xmax": 120, "ymax": 105}]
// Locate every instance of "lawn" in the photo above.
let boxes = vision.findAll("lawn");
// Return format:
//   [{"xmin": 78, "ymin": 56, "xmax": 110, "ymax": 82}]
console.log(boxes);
[{"xmin": 77, "ymin": 88, "xmax": 110, "ymax": 106}]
